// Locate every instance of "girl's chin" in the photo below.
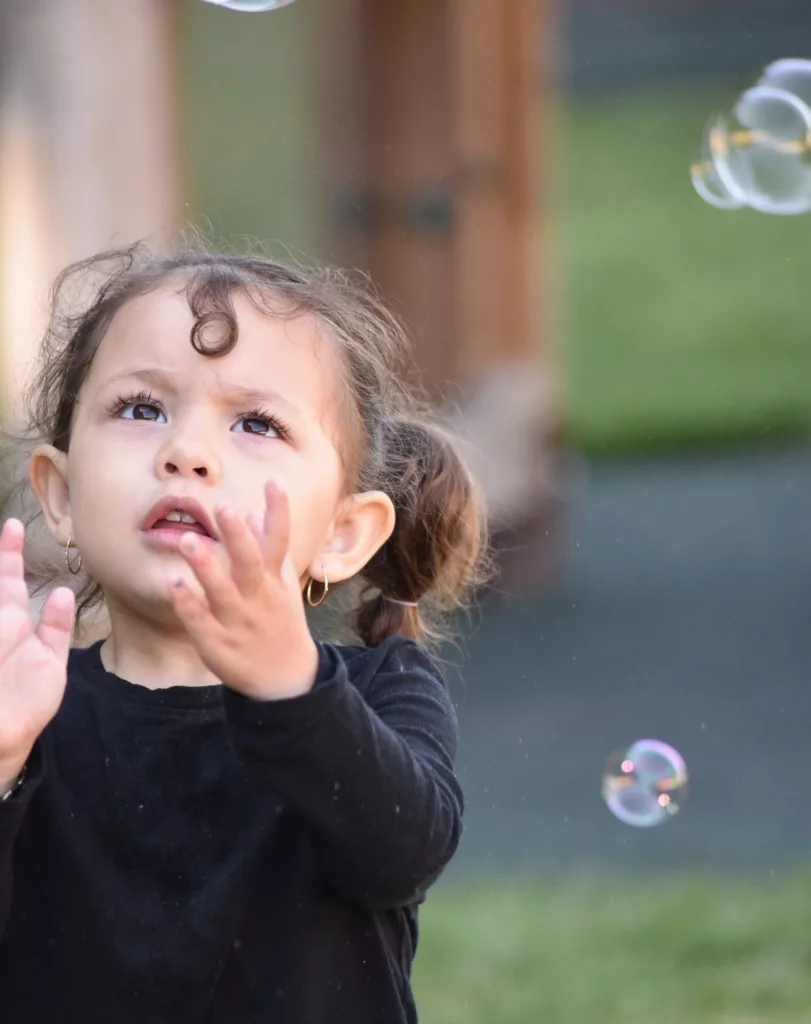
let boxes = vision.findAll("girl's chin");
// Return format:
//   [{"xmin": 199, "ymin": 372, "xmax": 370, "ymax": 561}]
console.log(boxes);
[{"xmin": 100, "ymin": 569, "xmax": 205, "ymax": 615}]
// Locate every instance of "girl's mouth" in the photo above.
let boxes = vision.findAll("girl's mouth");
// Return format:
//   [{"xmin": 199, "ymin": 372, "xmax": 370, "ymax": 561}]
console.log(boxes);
[
  {"xmin": 142, "ymin": 496, "xmax": 219, "ymax": 542},
  {"xmin": 151, "ymin": 517, "xmax": 210, "ymax": 536}
]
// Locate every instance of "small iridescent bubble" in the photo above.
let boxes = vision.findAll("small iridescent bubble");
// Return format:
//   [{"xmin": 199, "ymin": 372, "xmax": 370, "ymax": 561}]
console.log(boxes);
[
  {"xmin": 199, "ymin": 0, "xmax": 298, "ymax": 12},
  {"xmin": 601, "ymin": 739, "xmax": 688, "ymax": 828}
]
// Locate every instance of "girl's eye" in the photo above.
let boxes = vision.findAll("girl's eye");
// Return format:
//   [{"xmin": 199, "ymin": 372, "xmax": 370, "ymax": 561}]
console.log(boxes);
[
  {"xmin": 120, "ymin": 403, "xmax": 166, "ymax": 422},
  {"xmin": 232, "ymin": 414, "xmax": 286, "ymax": 439},
  {"xmin": 109, "ymin": 390, "xmax": 167, "ymax": 422}
]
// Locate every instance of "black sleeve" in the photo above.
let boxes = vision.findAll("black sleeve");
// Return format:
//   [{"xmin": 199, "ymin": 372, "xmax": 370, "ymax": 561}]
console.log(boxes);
[
  {"xmin": 0, "ymin": 742, "xmax": 44, "ymax": 937},
  {"xmin": 222, "ymin": 636, "xmax": 463, "ymax": 910}
]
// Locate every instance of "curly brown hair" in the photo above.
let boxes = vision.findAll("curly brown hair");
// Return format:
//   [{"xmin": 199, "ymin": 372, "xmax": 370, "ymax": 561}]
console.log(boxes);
[{"xmin": 1, "ymin": 243, "xmax": 492, "ymax": 651}]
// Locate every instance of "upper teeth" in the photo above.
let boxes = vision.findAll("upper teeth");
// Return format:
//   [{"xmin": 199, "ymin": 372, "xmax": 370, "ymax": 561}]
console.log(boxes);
[{"xmin": 164, "ymin": 510, "xmax": 199, "ymax": 524}]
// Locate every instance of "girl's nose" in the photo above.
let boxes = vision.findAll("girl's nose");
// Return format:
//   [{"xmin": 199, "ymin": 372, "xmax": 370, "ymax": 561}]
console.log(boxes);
[
  {"xmin": 164, "ymin": 460, "xmax": 209, "ymax": 478},
  {"xmin": 156, "ymin": 429, "xmax": 221, "ymax": 484}
]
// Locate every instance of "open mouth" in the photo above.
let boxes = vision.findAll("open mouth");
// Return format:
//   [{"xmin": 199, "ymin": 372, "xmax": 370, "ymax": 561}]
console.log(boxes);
[
  {"xmin": 149, "ymin": 512, "xmax": 211, "ymax": 538},
  {"xmin": 142, "ymin": 496, "xmax": 219, "ymax": 544}
]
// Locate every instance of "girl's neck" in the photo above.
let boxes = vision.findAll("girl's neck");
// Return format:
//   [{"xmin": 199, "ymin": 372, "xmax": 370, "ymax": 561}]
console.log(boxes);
[{"xmin": 99, "ymin": 605, "xmax": 221, "ymax": 690}]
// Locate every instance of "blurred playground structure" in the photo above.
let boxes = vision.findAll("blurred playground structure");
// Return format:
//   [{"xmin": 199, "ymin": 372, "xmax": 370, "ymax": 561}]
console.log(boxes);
[{"xmin": 0, "ymin": 0, "xmax": 559, "ymax": 598}]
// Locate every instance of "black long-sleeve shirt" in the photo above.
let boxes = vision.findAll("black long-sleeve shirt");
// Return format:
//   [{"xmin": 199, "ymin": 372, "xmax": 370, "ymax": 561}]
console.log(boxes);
[{"xmin": 0, "ymin": 634, "xmax": 463, "ymax": 1023}]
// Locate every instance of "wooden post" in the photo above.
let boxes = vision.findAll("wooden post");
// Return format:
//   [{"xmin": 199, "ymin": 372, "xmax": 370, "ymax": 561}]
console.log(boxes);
[{"xmin": 322, "ymin": 0, "xmax": 559, "ymax": 589}]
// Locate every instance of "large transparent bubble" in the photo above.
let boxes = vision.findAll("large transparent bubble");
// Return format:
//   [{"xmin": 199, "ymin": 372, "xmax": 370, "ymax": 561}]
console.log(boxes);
[
  {"xmin": 199, "ymin": 0, "xmax": 298, "ymax": 12},
  {"xmin": 602, "ymin": 739, "xmax": 688, "ymax": 828},
  {"xmin": 758, "ymin": 58, "xmax": 811, "ymax": 110},
  {"xmin": 691, "ymin": 61, "xmax": 811, "ymax": 215},
  {"xmin": 714, "ymin": 85, "xmax": 811, "ymax": 214},
  {"xmin": 690, "ymin": 117, "xmax": 745, "ymax": 210}
]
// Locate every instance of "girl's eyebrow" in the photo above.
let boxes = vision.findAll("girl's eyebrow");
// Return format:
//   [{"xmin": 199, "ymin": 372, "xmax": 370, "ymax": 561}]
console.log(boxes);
[{"xmin": 102, "ymin": 367, "xmax": 303, "ymax": 417}]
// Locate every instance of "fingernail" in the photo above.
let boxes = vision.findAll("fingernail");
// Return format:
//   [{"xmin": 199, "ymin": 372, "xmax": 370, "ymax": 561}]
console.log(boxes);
[{"xmin": 216, "ymin": 504, "xmax": 234, "ymax": 521}]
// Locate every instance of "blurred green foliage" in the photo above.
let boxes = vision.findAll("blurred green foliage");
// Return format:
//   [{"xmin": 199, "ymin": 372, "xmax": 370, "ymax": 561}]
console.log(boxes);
[
  {"xmin": 563, "ymin": 87, "xmax": 811, "ymax": 454},
  {"xmin": 414, "ymin": 872, "xmax": 811, "ymax": 1024},
  {"xmin": 181, "ymin": 0, "xmax": 321, "ymax": 256}
]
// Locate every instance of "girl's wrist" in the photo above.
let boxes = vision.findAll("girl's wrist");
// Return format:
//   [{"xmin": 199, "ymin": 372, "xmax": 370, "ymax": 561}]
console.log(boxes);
[{"xmin": 239, "ymin": 640, "xmax": 320, "ymax": 702}]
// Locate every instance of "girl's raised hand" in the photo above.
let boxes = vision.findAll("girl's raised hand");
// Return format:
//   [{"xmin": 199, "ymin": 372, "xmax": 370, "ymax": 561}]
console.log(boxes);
[
  {"xmin": 169, "ymin": 479, "xmax": 319, "ymax": 701},
  {"xmin": 0, "ymin": 519, "xmax": 75, "ymax": 789}
]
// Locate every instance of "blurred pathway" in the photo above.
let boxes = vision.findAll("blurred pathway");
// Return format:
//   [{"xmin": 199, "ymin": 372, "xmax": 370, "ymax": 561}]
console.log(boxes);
[{"xmin": 445, "ymin": 445, "xmax": 811, "ymax": 878}]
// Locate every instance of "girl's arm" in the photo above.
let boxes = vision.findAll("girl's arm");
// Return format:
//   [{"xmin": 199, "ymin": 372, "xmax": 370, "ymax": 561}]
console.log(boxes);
[
  {"xmin": 222, "ymin": 635, "xmax": 463, "ymax": 910},
  {"xmin": 0, "ymin": 520, "xmax": 75, "ymax": 936},
  {"xmin": 0, "ymin": 743, "xmax": 45, "ymax": 935}
]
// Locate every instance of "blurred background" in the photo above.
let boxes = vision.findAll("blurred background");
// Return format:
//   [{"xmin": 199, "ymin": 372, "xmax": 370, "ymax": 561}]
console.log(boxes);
[{"xmin": 2, "ymin": 1, "xmax": 811, "ymax": 1021}]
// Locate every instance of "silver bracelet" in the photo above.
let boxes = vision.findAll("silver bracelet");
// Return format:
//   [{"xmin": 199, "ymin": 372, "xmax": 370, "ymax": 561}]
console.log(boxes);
[{"xmin": 0, "ymin": 766, "xmax": 27, "ymax": 803}]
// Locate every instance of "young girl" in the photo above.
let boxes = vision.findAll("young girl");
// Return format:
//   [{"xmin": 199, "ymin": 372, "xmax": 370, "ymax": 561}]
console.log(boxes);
[{"xmin": 0, "ymin": 245, "xmax": 488, "ymax": 1023}]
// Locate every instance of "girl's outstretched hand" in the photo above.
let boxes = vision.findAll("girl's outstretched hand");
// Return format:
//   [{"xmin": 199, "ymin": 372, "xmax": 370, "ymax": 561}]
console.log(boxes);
[
  {"xmin": 169, "ymin": 479, "xmax": 319, "ymax": 701},
  {"xmin": 0, "ymin": 519, "xmax": 75, "ymax": 790}
]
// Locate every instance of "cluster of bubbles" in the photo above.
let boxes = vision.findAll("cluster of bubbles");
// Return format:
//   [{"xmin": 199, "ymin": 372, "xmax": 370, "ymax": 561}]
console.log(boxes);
[
  {"xmin": 200, "ymin": 0, "xmax": 297, "ymax": 12},
  {"xmin": 691, "ymin": 59, "xmax": 811, "ymax": 214},
  {"xmin": 602, "ymin": 739, "xmax": 688, "ymax": 828}
]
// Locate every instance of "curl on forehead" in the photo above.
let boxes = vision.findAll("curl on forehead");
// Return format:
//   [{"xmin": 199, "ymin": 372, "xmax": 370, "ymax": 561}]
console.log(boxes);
[
  {"xmin": 87, "ymin": 268, "xmax": 363, "ymax": 488},
  {"xmin": 28, "ymin": 246, "xmax": 402, "ymax": 485},
  {"xmin": 174, "ymin": 268, "xmax": 364, "ymax": 487}
]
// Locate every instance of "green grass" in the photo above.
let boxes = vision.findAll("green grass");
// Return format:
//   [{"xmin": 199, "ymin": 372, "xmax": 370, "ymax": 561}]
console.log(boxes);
[
  {"xmin": 414, "ymin": 872, "xmax": 811, "ymax": 1024},
  {"xmin": 563, "ymin": 87, "xmax": 811, "ymax": 453}
]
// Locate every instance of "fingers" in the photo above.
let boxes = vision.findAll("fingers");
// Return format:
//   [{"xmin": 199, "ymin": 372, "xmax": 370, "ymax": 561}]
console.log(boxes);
[
  {"xmin": 167, "ymin": 574, "xmax": 214, "ymax": 640},
  {"xmin": 262, "ymin": 479, "xmax": 290, "ymax": 572},
  {"xmin": 0, "ymin": 604, "xmax": 32, "ymax": 663},
  {"xmin": 35, "ymin": 587, "xmax": 76, "ymax": 664},
  {"xmin": 213, "ymin": 504, "xmax": 266, "ymax": 594},
  {"xmin": 0, "ymin": 520, "xmax": 32, "ymax": 661},
  {"xmin": 175, "ymin": 528, "xmax": 241, "ymax": 620},
  {"xmin": 0, "ymin": 520, "xmax": 27, "ymax": 596},
  {"xmin": 172, "ymin": 485, "xmax": 291, "ymax": 630}
]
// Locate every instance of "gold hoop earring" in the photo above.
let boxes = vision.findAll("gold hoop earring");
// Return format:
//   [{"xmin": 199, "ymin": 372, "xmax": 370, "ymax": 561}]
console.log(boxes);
[
  {"xmin": 305, "ymin": 570, "xmax": 329, "ymax": 608},
  {"xmin": 65, "ymin": 535, "xmax": 82, "ymax": 576}
]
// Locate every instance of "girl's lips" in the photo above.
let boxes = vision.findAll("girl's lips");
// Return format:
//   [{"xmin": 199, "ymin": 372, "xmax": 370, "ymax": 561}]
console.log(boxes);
[
  {"xmin": 142, "ymin": 495, "xmax": 218, "ymax": 540},
  {"xmin": 141, "ymin": 527, "xmax": 217, "ymax": 550}
]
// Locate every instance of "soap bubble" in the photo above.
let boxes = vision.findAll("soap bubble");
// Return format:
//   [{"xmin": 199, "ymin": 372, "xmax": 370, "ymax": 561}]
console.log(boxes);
[
  {"xmin": 602, "ymin": 739, "xmax": 688, "ymax": 828},
  {"xmin": 691, "ymin": 58, "xmax": 811, "ymax": 214},
  {"xmin": 690, "ymin": 117, "xmax": 745, "ymax": 210},
  {"xmin": 199, "ymin": 0, "xmax": 298, "ymax": 12},
  {"xmin": 719, "ymin": 86, "xmax": 811, "ymax": 214},
  {"xmin": 758, "ymin": 58, "xmax": 811, "ymax": 109}
]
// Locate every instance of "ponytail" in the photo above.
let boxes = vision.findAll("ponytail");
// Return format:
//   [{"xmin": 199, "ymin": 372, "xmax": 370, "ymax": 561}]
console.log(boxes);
[{"xmin": 349, "ymin": 417, "xmax": 491, "ymax": 649}]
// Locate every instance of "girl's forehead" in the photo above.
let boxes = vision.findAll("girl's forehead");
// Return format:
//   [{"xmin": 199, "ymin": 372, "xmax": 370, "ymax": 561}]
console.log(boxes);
[{"xmin": 91, "ymin": 287, "xmax": 341, "ymax": 412}]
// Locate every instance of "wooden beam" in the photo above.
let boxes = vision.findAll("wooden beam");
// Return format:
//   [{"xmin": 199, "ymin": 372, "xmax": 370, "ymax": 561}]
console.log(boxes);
[
  {"xmin": 0, "ymin": 0, "xmax": 182, "ymax": 423},
  {"xmin": 322, "ymin": 0, "xmax": 560, "ymax": 589}
]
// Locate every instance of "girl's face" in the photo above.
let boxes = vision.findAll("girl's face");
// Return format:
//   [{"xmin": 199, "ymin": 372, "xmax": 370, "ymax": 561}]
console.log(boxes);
[{"xmin": 36, "ymin": 286, "xmax": 384, "ymax": 624}]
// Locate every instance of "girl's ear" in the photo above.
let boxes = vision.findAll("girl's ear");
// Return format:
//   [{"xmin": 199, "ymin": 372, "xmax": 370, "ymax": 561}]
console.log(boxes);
[
  {"xmin": 312, "ymin": 490, "xmax": 396, "ymax": 586},
  {"xmin": 29, "ymin": 444, "xmax": 72, "ymax": 545}
]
